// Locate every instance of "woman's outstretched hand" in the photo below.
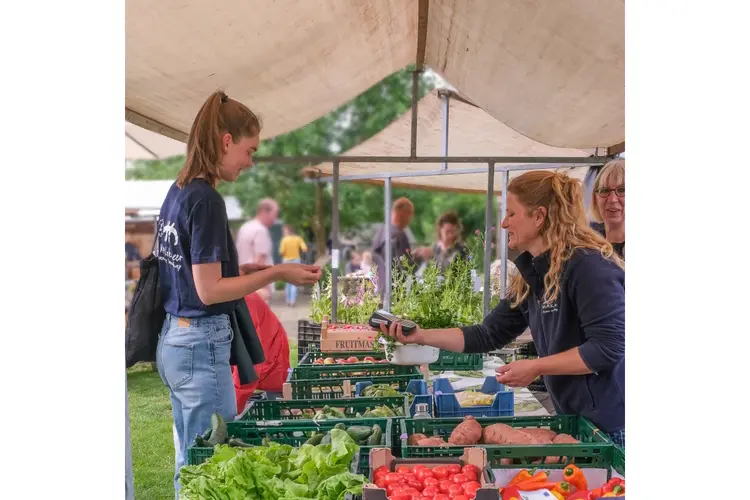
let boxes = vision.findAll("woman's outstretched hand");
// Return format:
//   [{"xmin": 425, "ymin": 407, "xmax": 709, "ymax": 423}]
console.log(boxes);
[{"xmin": 380, "ymin": 320, "xmax": 425, "ymax": 345}]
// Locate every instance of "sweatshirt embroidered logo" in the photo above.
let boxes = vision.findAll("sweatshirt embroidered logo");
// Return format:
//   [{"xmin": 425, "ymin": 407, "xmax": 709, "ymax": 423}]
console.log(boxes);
[
  {"xmin": 159, "ymin": 219, "xmax": 180, "ymax": 246},
  {"xmin": 541, "ymin": 301, "xmax": 559, "ymax": 314}
]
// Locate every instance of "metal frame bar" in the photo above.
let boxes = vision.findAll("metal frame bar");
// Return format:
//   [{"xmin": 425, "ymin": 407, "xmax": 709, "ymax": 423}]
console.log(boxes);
[
  {"xmin": 441, "ymin": 93, "xmax": 450, "ymax": 170},
  {"xmin": 383, "ymin": 177, "xmax": 393, "ymax": 309},
  {"xmin": 482, "ymin": 163, "xmax": 495, "ymax": 316},
  {"xmin": 331, "ymin": 160, "xmax": 340, "ymax": 322},
  {"xmin": 258, "ymin": 155, "xmax": 608, "ymax": 165}
]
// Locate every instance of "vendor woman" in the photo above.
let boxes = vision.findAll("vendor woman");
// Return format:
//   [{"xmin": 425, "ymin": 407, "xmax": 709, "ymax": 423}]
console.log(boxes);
[{"xmin": 381, "ymin": 170, "xmax": 625, "ymax": 447}]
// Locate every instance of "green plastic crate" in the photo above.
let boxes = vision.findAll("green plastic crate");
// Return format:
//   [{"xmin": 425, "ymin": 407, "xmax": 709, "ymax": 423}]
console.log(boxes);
[
  {"xmin": 285, "ymin": 364, "xmax": 422, "ymax": 400},
  {"xmin": 238, "ymin": 396, "xmax": 410, "ymax": 420},
  {"xmin": 428, "ymin": 351, "xmax": 484, "ymax": 371},
  {"xmin": 400, "ymin": 415, "xmax": 615, "ymax": 469},
  {"xmin": 187, "ymin": 418, "xmax": 391, "ymax": 475},
  {"xmin": 613, "ymin": 444, "xmax": 625, "ymax": 476},
  {"xmin": 297, "ymin": 351, "xmax": 395, "ymax": 379}
]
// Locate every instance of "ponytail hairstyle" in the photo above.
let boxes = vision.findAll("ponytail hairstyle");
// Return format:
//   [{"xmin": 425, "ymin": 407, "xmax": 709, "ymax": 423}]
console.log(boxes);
[
  {"xmin": 177, "ymin": 90, "xmax": 262, "ymax": 188},
  {"xmin": 507, "ymin": 171, "xmax": 624, "ymax": 307}
]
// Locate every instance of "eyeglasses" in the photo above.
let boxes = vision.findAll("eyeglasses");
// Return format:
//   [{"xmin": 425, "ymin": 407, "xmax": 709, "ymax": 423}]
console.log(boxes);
[{"xmin": 595, "ymin": 186, "xmax": 625, "ymax": 198}]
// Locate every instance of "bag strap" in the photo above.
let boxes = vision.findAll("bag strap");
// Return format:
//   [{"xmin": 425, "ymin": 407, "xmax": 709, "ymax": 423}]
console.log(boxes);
[{"xmin": 151, "ymin": 219, "xmax": 160, "ymax": 258}]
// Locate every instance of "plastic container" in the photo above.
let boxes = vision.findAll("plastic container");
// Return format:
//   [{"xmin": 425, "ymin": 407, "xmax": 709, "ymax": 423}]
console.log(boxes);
[
  {"xmin": 297, "ymin": 320, "xmax": 322, "ymax": 362},
  {"xmin": 355, "ymin": 379, "xmax": 432, "ymax": 417},
  {"xmin": 429, "ymin": 351, "xmax": 484, "ymax": 371},
  {"xmin": 284, "ymin": 365, "xmax": 423, "ymax": 400},
  {"xmin": 237, "ymin": 396, "xmax": 409, "ymax": 421},
  {"xmin": 433, "ymin": 376, "xmax": 514, "ymax": 418},
  {"xmin": 385, "ymin": 344, "xmax": 440, "ymax": 365},
  {"xmin": 400, "ymin": 415, "xmax": 616, "ymax": 470},
  {"xmin": 187, "ymin": 418, "xmax": 390, "ymax": 476}
]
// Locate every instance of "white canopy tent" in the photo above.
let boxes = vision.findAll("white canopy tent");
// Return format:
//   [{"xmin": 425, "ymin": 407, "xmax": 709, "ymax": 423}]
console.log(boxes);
[
  {"xmin": 125, "ymin": 0, "xmax": 624, "ymax": 150},
  {"xmin": 125, "ymin": 123, "xmax": 186, "ymax": 162}
]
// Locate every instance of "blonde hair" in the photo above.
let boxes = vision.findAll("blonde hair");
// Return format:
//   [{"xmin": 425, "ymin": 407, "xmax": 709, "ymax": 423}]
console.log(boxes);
[
  {"xmin": 177, "ymin": 90, "xmax": 262, "ymax": 188},
  {"xmin": 507, "ymin": 171, "xmax": 624, "ymax": 307},
  {"xmin": 590, "ymin": 159, "xmax": 625, "ymax": 223}
]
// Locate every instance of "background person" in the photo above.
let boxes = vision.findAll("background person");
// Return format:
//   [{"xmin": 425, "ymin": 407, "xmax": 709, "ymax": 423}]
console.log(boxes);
[
  {"xmin": 413, "ymin": 211, "xmax": 469, "ymax": 273},
  {"xmin": 381, "ymin": 171, "xmax": 625, "ymax": 447},
  {"xmin": 236, "ymin": 198, "xmax": 279, "ymax": 301},
  {"xmin": 590, "ymin": 159, "xmax": 625, "ymax": 259},
  {"xmin": 278, "ymin": 224, "xmax": 308, "ymax": 306}
]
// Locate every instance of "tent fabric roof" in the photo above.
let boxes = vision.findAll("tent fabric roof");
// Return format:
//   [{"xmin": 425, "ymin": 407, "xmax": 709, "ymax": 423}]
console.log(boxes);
[
  {"xmin": 303, "ymin": 90, "xmax": 594, "ymax": 193},
  {"xmin": 125, "ymin": 0, "xmax": 623, "ymax": 149},
  {"xmin": 125, "ymin": 122, "xmax": 186, "ymax": 160}
]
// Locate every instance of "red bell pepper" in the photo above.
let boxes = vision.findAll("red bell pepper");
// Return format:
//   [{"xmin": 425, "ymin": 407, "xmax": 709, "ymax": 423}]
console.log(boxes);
[
  {"xmin": 501, "ymin": 485, "xmax": 522, "ymax": 500},
  {"xmin": 567, "ymin": 492, "xmax": 596, "ymax": 500}
]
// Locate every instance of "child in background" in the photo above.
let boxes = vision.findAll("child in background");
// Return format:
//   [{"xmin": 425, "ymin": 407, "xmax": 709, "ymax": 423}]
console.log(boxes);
[
  {"xmin": 361, "ymin": 251, "xmax": 373, "ymax": 274},
  {"xmin": 278, "ymin": 225, "xmax": 308, "ymax": 306}
]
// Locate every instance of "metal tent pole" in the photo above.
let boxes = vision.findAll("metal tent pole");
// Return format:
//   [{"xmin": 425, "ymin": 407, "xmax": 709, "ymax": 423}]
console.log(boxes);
[
  {"xmin": 384, "ymin": 177, "xmax": 393, "ymax": 310},
  {"xmin": 482, "ymin": 163, "xmax": 495, "ymax": 317},
  {"xmin": 331, "ymin": 160, "xmax": 340, "ymax": 323},
  {"xmin": 499, "ymin": 171, "xmax": 510, "ymax": 298},
  {"xmin": 441, "ymin": 93, "xmax": 450, "ymax": 170}
]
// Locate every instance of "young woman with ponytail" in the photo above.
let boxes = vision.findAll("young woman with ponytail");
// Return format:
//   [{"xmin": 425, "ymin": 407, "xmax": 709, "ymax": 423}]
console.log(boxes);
[
  {"xmin": 155, "ymin": 91, "xmax": 322, "ymax": 495},
  {"xmin": 381, "ymin": 170, "xmax": 625, "ymax": 447}
]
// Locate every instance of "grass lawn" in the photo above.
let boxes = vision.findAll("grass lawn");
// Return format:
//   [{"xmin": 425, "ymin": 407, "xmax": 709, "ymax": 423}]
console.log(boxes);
[{"xmin": 127, "ymin": 343, "xmax": 299, "ymax": 500}]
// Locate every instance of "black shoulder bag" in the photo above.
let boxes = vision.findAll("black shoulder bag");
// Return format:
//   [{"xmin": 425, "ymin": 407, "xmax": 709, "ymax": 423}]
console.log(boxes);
[{"xmin": 125, "ymin": 232, "xmax": 166, "ymax": 368}]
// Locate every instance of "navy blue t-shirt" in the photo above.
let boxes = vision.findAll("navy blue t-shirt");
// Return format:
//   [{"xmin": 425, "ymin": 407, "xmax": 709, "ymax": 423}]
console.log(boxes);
[{"xmin": 156, "ymin": 179, "xmax": 240, "ymax": 317}]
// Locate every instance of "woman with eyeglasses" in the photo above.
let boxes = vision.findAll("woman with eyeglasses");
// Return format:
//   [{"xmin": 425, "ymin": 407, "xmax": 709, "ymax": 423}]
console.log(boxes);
[{"xmin": 590, "ymin": 159, "xmax": 625, "ymax": 259}]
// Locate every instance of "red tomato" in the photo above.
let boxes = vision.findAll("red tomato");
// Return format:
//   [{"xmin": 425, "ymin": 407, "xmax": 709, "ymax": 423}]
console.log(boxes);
[
  {"xmin": 403, "ymin": 473, "xmax": 417, "ymax": 483},
  {"xmin": 445, "ymin": 464, "xmax": 461, "ymax": 475},
  {"xmin": 434, "ymin": 494, "xmax": 450, "ymax": 500},
  {"xmin": 439, "ymin": 480, "xmax": 453, "ymax": 494},
  {"xmin": 454, "ymin": 496, "xmax": 469, "ymax": 500},
  {"xmin": 460, "ymin": 465, "xmax": 479, "ymax": 481},
  {"xmin": 408, "ymin": 480, "xmax": 424, "ymax": 492},
  {"xmin": 413, "ymin": 465, "xmax": 427, "ymax": 472},
  {"xmin": 387, "ymin": 484, "xmax": 404, "ymax": 496},
  {"xmin": 375, "ymin": 478, "xmax": 386, "ymax": 489},
  {"xmin": 447, "ymin": 484, "xmax": 464, "ymax": 498},
  {"xmin": 397, "ymin": 466, "xmax": 412, "ymax": 474},
  {"xmin": 410, "ymin": 494, "xmax": 423, "ymax": 500},
  {"xmin": 375, "ymin": 466, "xmax": 389, "ymax": 477},
  {"xmin": 451, "ymin": 474, "xmax": 469, "ymax": 485},
  {"xmin": 417, "ymin": 469, "xmax": 435, "ymax": 482},
  {"xmin": 422, "ymin": 477, "xmax": 440, "ymax": 489},
  {"xmin": 421, "ymin": 487, "xmax": 439, "ymax": 498},
  {"xmin": 385, "ymin": 473, "xmax": 403, "ymax": 486},
  {"xmin": 462, "ymin": 481, "xmax": 481, "ymax": 499},
  {"xmin": 433, "ymin": 466, "xmax": 449, "ymax": 480},
  {"xmin": 392, "ymin": 494, "xmax": 410, "ymax": 500}
]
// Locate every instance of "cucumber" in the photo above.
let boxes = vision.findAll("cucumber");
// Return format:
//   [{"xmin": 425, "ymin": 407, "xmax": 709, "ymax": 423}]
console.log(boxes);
[
  {"xmin": 194, "ymin": 434, "xmax": 208, "ymax": 447},
  {"xmin": 321, "ymin": 432, "xmax": 332, "ymax": 445},
  {"xmin": 366, "ymin": 425, "xmax": 383, "ymax": 446},
  {"xmin": 206, "ymin": 413, "xmax": 228, "ymax": 446},
  {"xmin": 333, "ymin": 423, "xmax": 347, "ymax": 431},
  {"xmin": 304, "ymin": 432, "xmax": 325, "ymax": 446},
  {"xmin": 346, "ymin": 426, "xmax": 373, "ymax": 442},
  {"xmin": 228, "ymin": 438, "xmax": 254, "ymax": 448}
]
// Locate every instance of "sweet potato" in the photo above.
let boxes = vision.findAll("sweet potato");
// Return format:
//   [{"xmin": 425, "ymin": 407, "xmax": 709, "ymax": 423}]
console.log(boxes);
[
  {"xmin": 417, "ymin": 437, "xmax": 449, "ymax": 447},
  {"xmin": 499, "ymin": 458, "xmax": 514, "ymax": 465},
  {"xmin": 509, "ymin": 430, "xmax": 544, "ymax": 445},
  {"xmin": 448, "ymin": 416, "xmax": 483, "ymax": 445},
  {"xmin": 544, "ymin": 433, "xmax": 581, "ymax": 464},
  {"xmin": 481, "ymin": 423, "xmax": 517, "ymax": 444},
  {"xmin": 408, "ymin": 433, "xmax": 428, "ymax": 446},
  {"xmin": 521, "ymin": 427, "xmax": 558, "ymax": 442}
]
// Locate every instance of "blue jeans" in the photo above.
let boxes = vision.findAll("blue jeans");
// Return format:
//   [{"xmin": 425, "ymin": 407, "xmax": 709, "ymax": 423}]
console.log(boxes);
[
  {"xmin": 156, "ymin": 313, "xmax": 237, "ymax": 498},
  {"xmin": 284, "ymin": 258, "xmax": 300, "ymax": 304}
]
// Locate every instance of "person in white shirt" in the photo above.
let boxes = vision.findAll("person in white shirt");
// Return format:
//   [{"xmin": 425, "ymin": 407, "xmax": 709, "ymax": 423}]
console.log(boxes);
[{"xmin": 235, "ymin": 198, "xmax": 279, "ymax": 302}]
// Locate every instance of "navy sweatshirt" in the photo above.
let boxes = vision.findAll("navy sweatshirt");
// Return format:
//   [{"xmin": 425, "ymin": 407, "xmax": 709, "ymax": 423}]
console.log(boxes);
[{"xmin": 461, "ymin": 249, "xmax": 625, "ymax": 433}]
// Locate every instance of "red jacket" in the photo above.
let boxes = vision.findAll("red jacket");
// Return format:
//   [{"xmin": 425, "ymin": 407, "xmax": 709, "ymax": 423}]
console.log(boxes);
[{"xmin": 231, "ymin": 293, "xmax": 290, "ymax": 412}]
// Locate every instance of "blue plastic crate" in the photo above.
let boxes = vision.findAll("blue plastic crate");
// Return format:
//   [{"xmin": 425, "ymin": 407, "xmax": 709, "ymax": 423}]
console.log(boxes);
[
  {"xmin": 355, "ymin": 379, "xmax": 432, "ymax": 417},
  {"xmin": 433, "ymin": 376, "xmax": 514, "ymax": 418}
]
